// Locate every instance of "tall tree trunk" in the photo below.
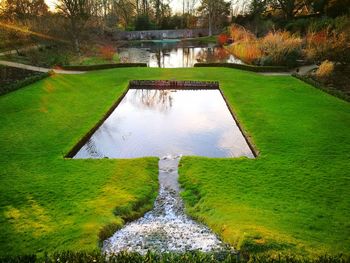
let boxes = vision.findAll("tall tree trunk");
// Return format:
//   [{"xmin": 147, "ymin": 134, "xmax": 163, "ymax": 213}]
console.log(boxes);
[
  {"xmin": 71, "ymin": 19, "xmax": 81, "ymax": 56},
  {"xmin": 208, "ymin": 2, "xmax": 213, "ymax": 36}
]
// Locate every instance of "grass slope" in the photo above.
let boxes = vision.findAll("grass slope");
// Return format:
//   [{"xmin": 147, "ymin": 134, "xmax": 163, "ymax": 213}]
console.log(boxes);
[
  {"xmin": 0, "ymin": 68, "xmax": 349, "ymax": 257},
  {"xmin": 179, "ymin": 71, "xmax": 350, "ymax": 256},
  {"xmin": 0, "ymin": 70, "xmax": 159, "ymax": 256}
]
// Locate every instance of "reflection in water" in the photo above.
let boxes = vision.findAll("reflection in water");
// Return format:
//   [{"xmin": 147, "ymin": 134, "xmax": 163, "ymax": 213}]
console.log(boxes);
[
  {"xmin": 74, "ymin": 89, "xmax": 254, "ymax": 159},
  {"xmin": 130, "ymin": 89, "xmax": 173, "ymax": 113},
  {"xmin": 118, "ymin": 42, "xmax": 243, "ymax": 68}
]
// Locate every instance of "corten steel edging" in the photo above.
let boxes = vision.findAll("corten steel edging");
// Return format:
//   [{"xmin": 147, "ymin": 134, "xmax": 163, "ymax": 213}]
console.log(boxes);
[
  {"xmin": 130, "ymin": 80, "xmax": 219, "ymax": 89},
  {"xmin": 218, "ymin": 88, "xmax": 259, "ymax": 158},
  {"xmin": 65, "ymin": 83, "xmax": 131, "ymax": 158},
  {"xmin": 65, "ymin": 80, "xmax": 258, "ymax": 158}
]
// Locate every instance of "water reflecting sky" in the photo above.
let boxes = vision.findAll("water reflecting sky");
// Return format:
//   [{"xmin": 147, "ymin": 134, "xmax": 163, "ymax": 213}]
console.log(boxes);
[
  {"xmin": 118, "ymin": 42, "xmax": 243, "ymax": 68},
  {"xmin": 74, "ymin": 89, "xmax": 254, "ymax": 159}
]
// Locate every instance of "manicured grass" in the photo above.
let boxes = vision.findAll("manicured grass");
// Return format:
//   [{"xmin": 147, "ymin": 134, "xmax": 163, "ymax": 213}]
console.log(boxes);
[
  {"xmin": 179, "ymin": 71, "xmax": 350, "ymax": 256},
  {"xmin": 0, "ymin": 69, "xmax": 159, "ymax": 256},
  {"xmin": 0, "ymin": 67, "xmax": 349, "ymax": 257}
]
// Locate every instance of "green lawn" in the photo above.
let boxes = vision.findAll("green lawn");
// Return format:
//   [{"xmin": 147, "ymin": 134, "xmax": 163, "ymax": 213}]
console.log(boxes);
[{"xmin": 0, "ymin": 67, "xmax": 349, "ymax": 257}]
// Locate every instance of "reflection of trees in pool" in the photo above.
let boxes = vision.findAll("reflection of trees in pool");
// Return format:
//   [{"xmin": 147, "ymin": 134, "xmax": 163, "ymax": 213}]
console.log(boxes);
[
  {"xmin": 196, "ymin": 47, "xmax": 230, "ymax": 63},
  {"xmin": 84, "ymin": 138, "xmax": 104, "ymax": 158},
  {"xmin": 130, "ymin": 89, "xmax": 173, "ymax": 113},
  {"xmin": 118, "ymin": 45, "xmax": 234, "ymax": 67},
  {"xmin": 153, "ymin": 46, "xmax": 230, "ymax": 66}
]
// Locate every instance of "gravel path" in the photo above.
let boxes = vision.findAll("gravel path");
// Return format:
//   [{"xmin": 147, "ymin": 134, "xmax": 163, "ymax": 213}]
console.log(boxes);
[
  {"xmin": 0, "ymin": 60, "xmax": 85, "ymax": 74},
  {"xmin": 258, "ymin": 65, "xmax": 318, "ymax": 76},
  {"xmin": 103, "ymin": 155, "xmax": 230, "ymax": 254},
  {"xmin": 0, "ymin": 45, "xmax": 44, "ymax": 57}
]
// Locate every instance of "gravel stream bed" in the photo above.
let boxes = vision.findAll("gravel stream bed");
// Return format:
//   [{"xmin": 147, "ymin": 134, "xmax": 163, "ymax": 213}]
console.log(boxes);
[{"xmin": 103, "ymin": 155, "xmax": 230, "ymax": 254}]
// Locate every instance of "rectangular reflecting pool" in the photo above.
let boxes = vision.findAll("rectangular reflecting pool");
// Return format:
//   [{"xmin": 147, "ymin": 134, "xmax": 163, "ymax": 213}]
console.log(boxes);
[{"xmin": 73, "ymin": 87, "xmax": 254, "ymax": 159}]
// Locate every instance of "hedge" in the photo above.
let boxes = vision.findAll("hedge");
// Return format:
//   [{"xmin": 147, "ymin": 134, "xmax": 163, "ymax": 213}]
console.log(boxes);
[
  {"xmin": 0, "ymin": 72, "xmax": 49, "ymax": 96},
  {"xmin": 292, "ymin": 74, "xmax": 350, "ymax": 102},
  {"xmin": 61, "ymin": 63, "xmax": 147, "ymax": 71},
  {"xmin": 194, "ymin": 63, "xmax": 288, "ymax": 73},
  {"xmin": 0, "ymin": 251, "xmax": 347, "ymax": 263}
]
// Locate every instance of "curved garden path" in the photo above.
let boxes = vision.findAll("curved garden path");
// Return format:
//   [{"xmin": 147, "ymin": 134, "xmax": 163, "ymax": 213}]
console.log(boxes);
[
  {"xmin": 0, "ymin": 60, "xmax": 85, "ymax": 74},
  {"xmin": 258, "ymin": 65, "xmax": 318, "ymax": 76}
]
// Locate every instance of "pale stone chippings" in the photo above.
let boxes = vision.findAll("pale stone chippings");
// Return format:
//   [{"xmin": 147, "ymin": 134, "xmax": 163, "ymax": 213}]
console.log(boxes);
[{"xmin": 103, "ymin": 155, "xmax": 230, "ymax": 254}]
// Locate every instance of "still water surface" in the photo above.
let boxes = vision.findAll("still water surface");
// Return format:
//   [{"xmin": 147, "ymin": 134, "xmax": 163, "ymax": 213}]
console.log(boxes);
[
  {"xmin": 74, "ymin": 89, "xmax": 254, "ymax": 158},
  {"xmin": 118, "ymin": 42, "xmax": 243, "ymax": 68}
]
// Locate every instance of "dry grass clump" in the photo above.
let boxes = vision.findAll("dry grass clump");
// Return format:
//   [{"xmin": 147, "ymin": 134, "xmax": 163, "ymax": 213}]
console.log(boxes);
[
  {"xmin": 305, "ymin": 29, "xmax": 350, "ymax": 64},
  {"xmin": 315, "ymin": 60, "xmax": 334, "ymax": 78},
  {"xmin": 260, "ymin": 31, "xmax": 302, "ymax": 65},
  {"xmin": 230, "ymin": 24, "xmax": 256, "ymax": 42},
  {"xmin": 228, "ymin": 25, "xmax": 302, "ymax": 66},
  {"xmin": 228, "ymin": 41, "xmax": 262, "ymax": 64},
  {"xmin": 228, "ymin": 24, "xmax": 261, "ymax": 64}
]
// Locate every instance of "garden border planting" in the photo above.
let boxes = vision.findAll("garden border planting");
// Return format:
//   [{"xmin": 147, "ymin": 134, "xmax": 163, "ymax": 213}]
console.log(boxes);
[
  {"xmin": 0, "ymin": 71, "xmax": 49, "ymax": 96},
  {"xmin": 292, "ymin": 74, "xmax": 350, "ymax": 102}
]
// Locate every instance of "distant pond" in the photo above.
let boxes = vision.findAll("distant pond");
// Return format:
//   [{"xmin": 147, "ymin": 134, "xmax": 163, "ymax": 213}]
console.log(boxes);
[{"xmin": 117, "ymin": 41, "xmax": 243, "ymax": 68}]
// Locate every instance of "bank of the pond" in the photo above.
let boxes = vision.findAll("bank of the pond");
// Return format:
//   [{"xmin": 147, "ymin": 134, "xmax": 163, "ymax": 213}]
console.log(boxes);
[{"xmin": 0, "ymin": 67, "xmax": 349, "ymax": 257}]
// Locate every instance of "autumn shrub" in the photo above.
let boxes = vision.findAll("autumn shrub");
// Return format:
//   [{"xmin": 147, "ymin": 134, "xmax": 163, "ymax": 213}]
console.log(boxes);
[
  {"xmin": 230, "ymin": 24, "xmax": 256, "ymax": 42},
  {"xmin": 305, "ymin": 28, "xmax": 350, "ymax": 64},
  {"xmin": 227, "ymin": 41, "xmax": 262, "ymax": 64},
  {"xmin": 259, "ymin": 31, "xmax": 302, "ymax": 67},
  {"xmin": 228, "ymin": 26, "xmax": 302, "ymax": 66},
  {"xmin": 217, "ymin": 33, "xmax": 229, "ymax": 45},
  {"xmin": 100, "ymin": 45, "xmax": 116, "ymax": 61},
  {"xmin": 315, "ymin": 60, "xmax": 334, "ymax": 79},
  {"xmin": 227, "ymin": 25, "xmax": 261, "ymax": 64}
]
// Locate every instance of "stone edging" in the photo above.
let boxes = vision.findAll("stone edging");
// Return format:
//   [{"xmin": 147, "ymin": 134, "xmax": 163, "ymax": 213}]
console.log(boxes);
[{"xmin": 130, "ymin": 80, "xmax": 219, "ymax": 89}]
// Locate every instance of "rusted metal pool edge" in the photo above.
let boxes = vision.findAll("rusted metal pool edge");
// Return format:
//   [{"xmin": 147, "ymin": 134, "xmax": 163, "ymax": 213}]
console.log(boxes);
[
  {"xmin": 65, "ymin": 80, "xmax": 258, "ymax": 158},
  {"xmin": 65, "ymin": 84, "xmax": 131, "ymax": 158},
  {"xmin": 218, "ymin": 89, "xmax": 259, "ymax": 158}
]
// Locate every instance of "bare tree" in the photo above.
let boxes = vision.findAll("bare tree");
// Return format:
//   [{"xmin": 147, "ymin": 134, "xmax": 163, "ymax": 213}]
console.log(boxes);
[
  {"xmin": 198, "ymin": 0, "xmax": 230, "ymax": 36},
  {"xmin": 1, "ymin": 0, "xmax": 48, "ymax": 24},
  {"xmin": 270, "ymin": 0, "xmax": 311, "ymax": 19},
  {"xmin": 57, "ymin": 0, "xmax": 92, "ymax": 55}
]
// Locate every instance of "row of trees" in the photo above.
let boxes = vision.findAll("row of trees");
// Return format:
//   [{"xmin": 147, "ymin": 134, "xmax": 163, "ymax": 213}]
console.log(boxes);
[
  {"xmin": 0, "ymin": 0, "xmax": 348, "ymax": 55},
  {"xmin": 248, "ymin": 0, "xmax": 350, "ymax": 20},
  {"xmin": 232, "ymin": 0, "xmax": 349, "ymax": 36},
  {"xmin": 0, "ymin": 0, "xmax": 232, "ymax": 53}
]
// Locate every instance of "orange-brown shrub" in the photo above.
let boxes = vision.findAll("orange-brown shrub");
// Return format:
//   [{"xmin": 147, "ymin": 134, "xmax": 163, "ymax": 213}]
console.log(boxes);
[
  {"xmin": 217, "ymin": 33, "xmax": 229, "ymax": 45},
  {"xmin": 230, "ymin": 24, "xmax": 256, "ymax": 42},
  {"xmin": 316, "ymin": 60, "xmax": 334, "ymax": 78},
  {"xmin": 305, "ymin": 29, "xmax": 350, "ymax": 64},
  {"xmin": 259, "ymin": 31, "xmax": 302, "ymax": 66},
  {"xmin": 227, "ymin": 41, "xmax": 262, "ymax": 64},
  {"xmin": 227, "ymin": 25, "xmax": 261, "ymax": 64},
  {"xmin": 100, "ymin": 45, "xmax": 116, "ymax": 60}
]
